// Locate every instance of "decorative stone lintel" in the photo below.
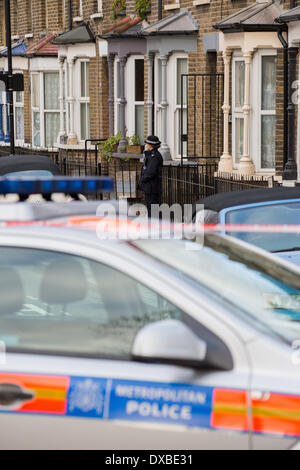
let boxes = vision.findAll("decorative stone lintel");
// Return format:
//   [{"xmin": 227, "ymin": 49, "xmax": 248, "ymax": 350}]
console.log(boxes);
[
  {"xmin": 164, "ymin": 3, "xmax": 180, "ymax": 10},
  {"xmin": 90, "ymin": 12, "xmax": 103, "ymax": 19},
  {"xmin": 193, "ymin": 0, "xmax": 210, "ymax": 5}
]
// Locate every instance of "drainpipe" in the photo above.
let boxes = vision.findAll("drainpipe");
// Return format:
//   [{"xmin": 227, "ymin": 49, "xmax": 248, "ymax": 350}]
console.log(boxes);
[
  {"xmin": 284, "ymin": 45, "xmax": 298, "ymax": 180},
  {"xmin": 68, "ymin": 0, "xmax": 72, "ymax": 31},
  {"xmin": 4, "ymin": 0, "xmax": 15, "ymax": 155},
  {"xmin": 158, "ymin": 0, "xmax": 162, "ymax": 20},
  {"xmin": 277, "ymin": 29, "xmax": 288, "ymax": 170}
]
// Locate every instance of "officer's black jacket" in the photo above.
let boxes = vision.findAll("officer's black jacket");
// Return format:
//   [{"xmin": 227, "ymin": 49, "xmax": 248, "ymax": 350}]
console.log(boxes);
[{"xmin": 139, "ymin": 148, "xmax": 163, "ymax": 195}]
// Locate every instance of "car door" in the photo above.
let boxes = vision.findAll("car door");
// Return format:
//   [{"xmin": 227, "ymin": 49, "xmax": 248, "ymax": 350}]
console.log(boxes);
[
  {"xmin": 245, "ymin": 333, "xmax": 300, "ymax": 450},
  {"xmin": 0, "ymin": 243, "xmax": 251, "ymax": 450}
]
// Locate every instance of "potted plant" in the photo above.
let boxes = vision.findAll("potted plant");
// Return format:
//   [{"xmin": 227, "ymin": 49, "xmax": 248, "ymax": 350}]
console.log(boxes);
[
  {"xmin": 101, "ymin": 132, "xmax": 122, "ymax": 161},
  {"xmin": 126, "ymin": 134, "xmax": 143, "ymax": 155},
  {"xmin": 135, "ymin": 0, "xmax": 151, "ymax": 19},
  {"xmin": 111, "ymin": 0, "xmax": 126, "ymax": 20}
]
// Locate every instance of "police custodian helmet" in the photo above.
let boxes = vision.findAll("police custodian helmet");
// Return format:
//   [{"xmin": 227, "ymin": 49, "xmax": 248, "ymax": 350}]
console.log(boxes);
[{"xmin": 145, "ymin": 135, "xmax": 161, "ymax": 146}]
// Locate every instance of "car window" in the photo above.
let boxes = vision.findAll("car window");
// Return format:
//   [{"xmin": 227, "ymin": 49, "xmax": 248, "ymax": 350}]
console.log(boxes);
[
  {"xmin": 0, "ymin": 248, "xmax": 182, "ymax": 357},
  {"xmin": 225, "ymin": 201, "xmax": 300, "ymax": 252},
  {"xmin": 134, "ymin": 238, "xmax": 300, "ymax": 343}
]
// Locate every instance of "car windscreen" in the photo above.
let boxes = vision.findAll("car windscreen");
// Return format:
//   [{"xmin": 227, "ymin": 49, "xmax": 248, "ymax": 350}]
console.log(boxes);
[
  {"xmin": 133, "ymin": 238, "xmax": 300, "ymax": 343},
  {"xmin": 4, "ymin": 170, "xmax": 54, "ymax": 177},
  {"xmin": 224, "ymin": 201, "xmax": 300, "ymax": 252}
]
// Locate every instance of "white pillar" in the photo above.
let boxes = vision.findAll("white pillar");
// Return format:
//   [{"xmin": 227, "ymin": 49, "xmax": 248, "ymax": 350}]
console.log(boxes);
[
  {"xmin": 218, "ymin": 49, "xmax": 233, "ymax": 172},
  {"xmin": 146, "ymin": 52, "xmax": 154, "ymax": 136},
  {"xmin": 118, "ymin": 55, "xmax": 128, "ymax": 151},
  {"xmin": 67, "ymin": 57, "xmax": 78, "ymax": 145},
  {"xmin": 58, "ymin": 56, "xmax": 66, "ymax": 143},
  {"xmin": 238, "ymin": 50, "xmax": 255, "ymax": 175},
  {"xmin": 160, "ymin": 54, "xmax": 171, "ymax": 161}
]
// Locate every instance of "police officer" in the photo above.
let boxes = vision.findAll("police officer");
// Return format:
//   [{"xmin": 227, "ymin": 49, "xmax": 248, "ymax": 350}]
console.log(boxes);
[{"xmin": 139, "ymin": 136, "xmax": 163, "ymax": 218}]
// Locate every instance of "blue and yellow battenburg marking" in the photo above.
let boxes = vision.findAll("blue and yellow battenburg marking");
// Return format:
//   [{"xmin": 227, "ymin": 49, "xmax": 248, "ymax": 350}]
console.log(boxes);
[{"xmin": 0, "ymin": 372, "xmax": 300, "ymax": 438}]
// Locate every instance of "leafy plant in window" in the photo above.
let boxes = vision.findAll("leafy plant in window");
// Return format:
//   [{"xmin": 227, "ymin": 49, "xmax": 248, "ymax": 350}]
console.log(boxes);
[
  {"xmin": 101, "ymin": 132, "xmax": 122, "ymax": 161},
  {"xmin": 135, "ymin": 0, "xmax": 150, "ymax": 19},
  {"xmin": 111, "ymin": 0, "xmax": 126, "ymax": 20},
  {"xmin": 126, "ymin": 134, "xmax": 142, "ymax": 155}
]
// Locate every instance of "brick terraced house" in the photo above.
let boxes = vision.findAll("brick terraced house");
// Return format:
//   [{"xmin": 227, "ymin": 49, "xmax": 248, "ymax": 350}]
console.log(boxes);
[{"xmin": 0, "ymin": 0, "xmax": 300, "ymax": 181}]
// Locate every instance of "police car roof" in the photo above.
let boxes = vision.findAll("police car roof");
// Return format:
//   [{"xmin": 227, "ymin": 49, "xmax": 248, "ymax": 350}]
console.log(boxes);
[
  {"xmin": 196, "ymin": 187, "xmax": 300, "ymax": 212},
  {"xmin": 0, "ymin": 154, "xmax": 61, "ymax": 175}
]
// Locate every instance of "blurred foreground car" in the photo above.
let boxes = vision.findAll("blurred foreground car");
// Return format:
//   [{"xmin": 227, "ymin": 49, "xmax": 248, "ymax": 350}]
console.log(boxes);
[
  {"xmin": 194, "ymin": 187, "xmax": 300, "ymax": 267},
  {"xmin": 0, "ymin": 182, "xmax": 299, "ymax": 450},
  {"xmin": 0, "ymin": 154, "xmax": 61, "ymax": 178}
]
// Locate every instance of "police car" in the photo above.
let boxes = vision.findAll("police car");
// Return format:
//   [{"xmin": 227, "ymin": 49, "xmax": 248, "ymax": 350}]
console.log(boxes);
[{"xmin": 0, "ymin": 177, "xmax": 299, "ymax": 450}]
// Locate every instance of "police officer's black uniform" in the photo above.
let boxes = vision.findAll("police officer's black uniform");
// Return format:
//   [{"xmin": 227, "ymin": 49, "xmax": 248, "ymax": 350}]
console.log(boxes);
[{"xmin": 139, "ymin": 136, "xmax": 163, "ymax": 217}]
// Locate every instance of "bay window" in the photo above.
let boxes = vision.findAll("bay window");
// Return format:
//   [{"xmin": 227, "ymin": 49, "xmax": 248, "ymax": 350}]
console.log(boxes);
[
  {"xmin": 79, "ymin": 61, "xmax": 90, "ymax": 140},
  {"xmin": 260, "ymin": 55, "xmax": 276, "ymax": 169},
  {"xmin": 251, "ymin": 50, "xmax": 276, "ymax": 171},
  {"xmin": 176, "ymin": 57, "xmax": 188, "ymax": 157},
  {"xmin": 154, "ymin": 53, "xmax": 188, "ymax": 159},
  {"xmin": 15, "ymin": 90, "xmax": 24, "ymax": 143},
  {"xmin": 31, "ymin": 72, "xmax": 60, "ymax": 148},
  {"xmin": 232, "ymin": 57, "xmax": 245, "ymax": 165},
  {"xmin": 124, "ymin": 55, "xmax": 145, "ymax": 144}
]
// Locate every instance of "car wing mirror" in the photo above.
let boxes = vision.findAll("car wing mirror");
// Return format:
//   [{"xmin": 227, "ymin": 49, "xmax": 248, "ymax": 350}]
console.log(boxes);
[{"xmin": 131, "ymin": 319, "xmax": 208, "ymax": 369}]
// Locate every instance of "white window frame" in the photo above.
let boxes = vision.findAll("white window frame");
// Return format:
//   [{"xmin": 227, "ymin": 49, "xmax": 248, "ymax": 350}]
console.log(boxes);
[
  {"xmin": 97, "ymin": 0, "xmax": 103, "ymax": 12},
  {"xmin": 125, "ymin": 55, "xmax": 145, "ymax": 144},
  {"xmin": 232, "ymin": 53, "xmax": 245, "ymax": 168},
  {"xmin": 64, "ymin": 60, "xmax": 69, "ymax": 136},
  {"xmin": 75, "ymin": 59, "xmax": 90, "ymax": 142},
  {"xmin": 251, "ymin": 49, "xmax": 277, "ymax": 172},
  {"xmin": 31, "ymin": 71, "xmax": 60, "ymax": 149},
  {"xmin": 79, "ymin": 0, "xmax": 83, "ymax": 17},
  {"xmin": 154, "ymin": 55, "xmax": 163, "ymax": 147}
]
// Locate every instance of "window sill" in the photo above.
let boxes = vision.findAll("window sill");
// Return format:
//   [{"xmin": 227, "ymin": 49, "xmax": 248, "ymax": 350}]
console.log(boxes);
[
  {"xmin": 90, "ymin": 12, "xmax": 103, "ymax": 19},
  {"xmin": 215, "ymin": 170, "xmax": 278, "ymax": 180},
  {"xmin": 55, "ymin": 142, "xmax": 93, "ymax": 150},
  {"xmin": 31, "ymin": 146, "xmax": 59, "ymax": 153},
  {"xmin": 73, "ymin": 17, "xmax": 83, "ymax": 23},
  {"xmin": 25, "ymin": 33, "xmax": 33, "ymax": 39},
  {"xmin": 111, "ymin": 152, "xmax": 143, "ymax": 160},
  {"xmin": 164, "ymin": 3, "xmax": 180, "ymax": 11},
  {"xmin": 11, "ymin": 35, "xmax": 20, "ymax": 40},
  {"xmin": 193, "ymin": 0, "xmax": 210, "ymax": 5}
]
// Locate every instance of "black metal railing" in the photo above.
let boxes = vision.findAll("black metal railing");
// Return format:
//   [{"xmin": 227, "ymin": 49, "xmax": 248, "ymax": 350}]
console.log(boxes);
[
  {"xmin": 215, "ymin": 173, "xmax": 277, "ymax": 193},
  {"xmin": 0, "ymin": 145, "xmax": 54, "ymax": 157},
  {"xmin": 161, "ymin": 163, "xmax": 218, "ymax": 207},
  {"xmin": 0, "ymin": 143, "xmax": 276, "ymax": 212},
  {"xmin": 52, "ymin": 152, "xmax": 275, "ymax": 205}
]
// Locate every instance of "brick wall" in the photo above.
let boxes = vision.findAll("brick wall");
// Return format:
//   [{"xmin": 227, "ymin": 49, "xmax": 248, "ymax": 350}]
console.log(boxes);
[
  {"xmin": 0, "ymin": 0, "xmax": 298, "ymax": 174},
  {"xmin": 142, "ymin": 0, "xmax": 295, "ymax": 173}
]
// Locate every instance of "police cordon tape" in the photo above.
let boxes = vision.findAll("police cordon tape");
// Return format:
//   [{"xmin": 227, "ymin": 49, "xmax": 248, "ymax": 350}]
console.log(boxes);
[{"xmin": 1, "ymin": 219, "xmax": 300, "ymax": 234}]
